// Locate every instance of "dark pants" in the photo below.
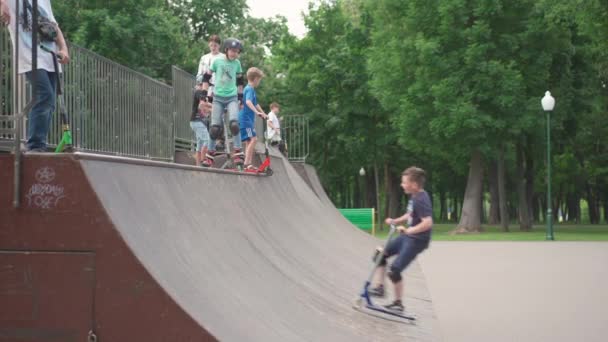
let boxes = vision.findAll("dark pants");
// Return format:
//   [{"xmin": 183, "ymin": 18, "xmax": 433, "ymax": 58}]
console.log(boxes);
[
  {"xmin": 25, "ymin": 70, "xmax": 57, "ymax": 150},
  {"xmin": 384, "ymin": 235, "xmax": 429, "ymax": 275}
]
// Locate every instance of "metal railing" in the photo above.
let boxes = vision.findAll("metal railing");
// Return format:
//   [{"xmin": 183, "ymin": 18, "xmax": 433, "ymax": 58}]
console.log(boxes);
[
  {"xmin": 172, "ymin": 66, "xmax": 196, "ymax": 151},
  {"xmin": 1, "ymin": 30, "xmax": 175, "ymax": 161},
  {"xmin": 52, "ymin": 45, "xmax": 174, "ymax": 160},
  {"xmin": 1, "ymin": 28, "xmax": 309, "ymax": 163},
  {"xmin": 0, "ymin": 29, "xmax": 17, "ymax": 148},
  {"xmin": 283, "ymin": 115, "xmax": 309, "ymax": 162}
]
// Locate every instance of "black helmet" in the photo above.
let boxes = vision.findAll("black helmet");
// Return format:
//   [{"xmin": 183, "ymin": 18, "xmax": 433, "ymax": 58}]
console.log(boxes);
[{"xmin": 222, "ymin": 38, "xmax": 243, "ymax": 53}]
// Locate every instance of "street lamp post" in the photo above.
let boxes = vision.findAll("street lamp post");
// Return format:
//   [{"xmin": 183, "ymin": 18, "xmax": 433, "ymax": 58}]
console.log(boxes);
[{"xmin": 541, "ymin": 91, "xmax": 555, "ymax": 240}]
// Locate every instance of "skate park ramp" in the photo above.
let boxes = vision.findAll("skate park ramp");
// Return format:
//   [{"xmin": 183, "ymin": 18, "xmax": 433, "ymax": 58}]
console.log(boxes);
[
  {"xmin": 290, "ymin": 161, "xmax": 334, "ymax": 206},
  {"xmin": 83, "ymin": 151, "xmax": 440, "ymax": 341}
]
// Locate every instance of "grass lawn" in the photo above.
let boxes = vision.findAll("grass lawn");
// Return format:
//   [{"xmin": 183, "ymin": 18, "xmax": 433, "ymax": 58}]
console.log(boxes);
[{"xmin": 369, "ymin": 223, "xmax": 608, "ymax": 241}]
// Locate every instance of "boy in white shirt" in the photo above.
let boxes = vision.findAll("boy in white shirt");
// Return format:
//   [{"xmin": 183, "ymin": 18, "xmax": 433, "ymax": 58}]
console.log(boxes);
[{"xmin": 267, "ymin": 102, "xmax": 282, "ymax": 142}]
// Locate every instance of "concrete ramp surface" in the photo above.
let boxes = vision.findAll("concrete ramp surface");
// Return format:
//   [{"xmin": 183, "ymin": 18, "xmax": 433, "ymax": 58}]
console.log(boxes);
[{"xmin": 0, "ymin": 153, "xmax": 439, "ymax": 341}]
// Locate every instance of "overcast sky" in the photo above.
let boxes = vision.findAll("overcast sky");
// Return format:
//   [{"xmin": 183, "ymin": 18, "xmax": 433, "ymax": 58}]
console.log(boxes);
[{"xmin": 247, "ymin": 0, "xmax": 311, "ymax": 37}]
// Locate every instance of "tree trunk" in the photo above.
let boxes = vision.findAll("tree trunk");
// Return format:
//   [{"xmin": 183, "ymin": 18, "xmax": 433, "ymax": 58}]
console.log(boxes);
[
  {"xmin": 566, "ymin": 193, "xmax": 579, "ymax": 223},
  {"xmin": 532, "ymin": 193, "xmax": 540, "ymax": 223},
  {"xmin": 384, "ymin": 163, "xmax": 401, "ymax": 219},
  {"xmin": 525, "ymin": 141, "xmax": 535, "ymax": 225},
  {"xmin": 439, "ymin": 191, "xmax": 447, "ymax": 222},
  {"xmin": 354, "ymin": 175, "xmax": 361, "ymax": 208},
  {"xmin": 586, "ymin": 183, "xmax": 599, "ymax": 224},
  {"xmin": 374, "ymin": 162, "xmax": 382, "ymax": 230},
  {"xmin": 517, "ymin": 143, "xmax": 532, "ymax": 231},
  {"xmin": 453, "ymin": 150, "xmax": 484, "ymax": 233},
  {"xmin": 497, "ymin": 145, "xmax": 509, "ymax": 231},
  {"xmin": 453, "ymin": 196, "xmax": 459, "ymax": 222},
  {"xmin": 365, "ymin": 173, "xmax": 375, "ymax": 208},
  {"xmin": 488, "ymin": 161, "xmax": 500, "ymax": 225},
  {"xmin": 603, "ymin": 198, "xmax": 608, "ymax": 224}
]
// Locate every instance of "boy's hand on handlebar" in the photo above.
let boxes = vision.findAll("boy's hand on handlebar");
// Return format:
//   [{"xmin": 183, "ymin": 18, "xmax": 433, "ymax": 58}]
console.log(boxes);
[
  {"xmin": 385, "ymin": 218, "xmax": 395, "ymax": 225},
  {"xmin": 397, "ymin": 225, "xmax": 408, "ymax": 234}
]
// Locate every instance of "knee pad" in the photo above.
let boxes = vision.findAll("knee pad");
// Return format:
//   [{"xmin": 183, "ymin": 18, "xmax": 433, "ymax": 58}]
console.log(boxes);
[
  {"xmin": 388, "ymin": 269, "xmax": 402, "ymax": 283},
  {"xmin": 229, "ymin": 120, "xmax": 240, "ymax": 135},
  {"xmin": 209, "ymin": 125, "xmax": 222, "ymax": 140},
  {"xmin": 372, "ymin": 249, "xmax": 388, "ymax": 266}
]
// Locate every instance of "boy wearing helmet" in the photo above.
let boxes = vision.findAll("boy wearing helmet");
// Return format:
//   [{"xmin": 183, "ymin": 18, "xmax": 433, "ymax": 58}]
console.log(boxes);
[{"xmin": 200, "ymin": 38, "xmax": 245, "ymax": 167}]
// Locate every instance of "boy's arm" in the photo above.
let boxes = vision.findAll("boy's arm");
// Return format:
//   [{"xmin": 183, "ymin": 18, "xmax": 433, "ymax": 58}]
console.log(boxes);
[
  {"xmin": 236, "ymin": 73, "xmax": 244, "ymax": 104},
  {"xmin": 406, "ymin": 216, "xmax": 433, "ymax": 235},
  {"xmin": 255, "ymin": 104, "xmax": 267, "ymax": 118},
  {"xmin": 201, "ymin": 71, "xmax": 213, "ymax": 91},
  {"xmin": 387, "ymin": 213, "xmax": 411, "ymax": 225},
  {"xmin": 245, "ymin": 99, "xmax": 258, "ymax": 112},
  {"xmin": 202, "ymin": 60, "xmax": 217, "ymax": 91}
]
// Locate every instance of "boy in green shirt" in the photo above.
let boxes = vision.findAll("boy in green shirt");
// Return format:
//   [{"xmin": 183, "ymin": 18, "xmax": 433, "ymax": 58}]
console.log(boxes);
[{"xmin": 200, "ymin": 38, "xmax": 245, "ymax": 167}]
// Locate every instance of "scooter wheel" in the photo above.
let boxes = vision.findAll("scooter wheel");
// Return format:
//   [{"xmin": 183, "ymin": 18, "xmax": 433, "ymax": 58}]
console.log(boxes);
[{"xmin": 265, "ymin": 168, "xmax": 273, "ymax": 176}]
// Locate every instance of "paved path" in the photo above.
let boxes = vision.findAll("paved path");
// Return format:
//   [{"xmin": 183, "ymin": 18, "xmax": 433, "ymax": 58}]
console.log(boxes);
[{"xmin": 419, "ymin": 242, "xmax": 608, "ymax": 342}]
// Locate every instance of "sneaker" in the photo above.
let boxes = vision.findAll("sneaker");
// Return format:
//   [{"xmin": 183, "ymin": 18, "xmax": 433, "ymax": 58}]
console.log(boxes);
[
  {"xmin": 368, "ymin": 285, "xmax": 385, "ymax": 298},
  {"xmin": 202, "ymin": 151, "xmax": 215, "ymax": 167},
  {"xmin": 384, "ymin": 300, "xmax": 404, "ymax": 312},
  {"xmin": 26, "ymin": 147, "xmax": 48, "ymax": 153},
  {"xmin": 232, "ymin": 148, "xmax": 244, "ymax": 166}
]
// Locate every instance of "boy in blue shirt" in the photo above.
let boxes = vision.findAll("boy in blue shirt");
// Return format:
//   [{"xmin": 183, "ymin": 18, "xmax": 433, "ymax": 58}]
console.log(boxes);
[
  {"xmin": 370, "ymin": 167, "xmax": 433, "ymax": 313},
  {"xmin": 239, "ymin": 67, "xmax": 267, "ymax": 169}
]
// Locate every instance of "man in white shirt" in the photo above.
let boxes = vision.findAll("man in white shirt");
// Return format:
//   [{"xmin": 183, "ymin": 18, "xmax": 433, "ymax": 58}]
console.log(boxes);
[{"xmin": 2, "ymin": 0, "xmax": 70, "ymax": 152}]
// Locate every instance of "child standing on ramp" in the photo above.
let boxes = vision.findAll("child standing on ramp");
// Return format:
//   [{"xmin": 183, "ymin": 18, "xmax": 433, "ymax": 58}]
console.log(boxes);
[
  {"xmin": 369, "ymin": 167, "xmax": 433, "ymax": 313},
  {"xmin": 238, "ymin": 67, "xmax": 267, "ymax": 170},
  {"xmin": 200, "ymin": 38, "xmax": 245, "ymax": 167}
]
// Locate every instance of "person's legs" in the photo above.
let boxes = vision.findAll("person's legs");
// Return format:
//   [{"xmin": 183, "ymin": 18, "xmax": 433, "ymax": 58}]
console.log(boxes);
[
  {"xmin": 203, "ymin": 97, "xmax": 226, "ymax": 166},
  {"xmin": 25, "ymin": 70, "xmax": 56, "ymax": 150},
  {"xmin": 208, "ymin": 97, "xmax": 227, "ymax": 152},
  {"xmin": 227, "ymin": 99, "xmax": 241, "ymax": 150},
  {"xmin": 370, "ymin": 235, "xmax": 407, "ymax": 296},
  {"xmin": 386, "ymin": 237, "xmax": 429, "ymax": 307},
  {"xmin": 227, "ymin": 99, "xmax": 244, "ymax": 165},
  {"xmin": 245, "ymin": 135, "xmax": 257, "ymax": 165},
  {"xmin": 190, "ymin": 121, "xmax": 201, "ymax": 166},
  {"xmin": 191, "ymin": 121, "xmax": 210, "ymax": 166}
]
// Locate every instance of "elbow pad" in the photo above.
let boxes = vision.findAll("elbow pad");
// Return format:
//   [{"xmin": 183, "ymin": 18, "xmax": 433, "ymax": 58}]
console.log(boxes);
[
  {"xmin": 202, "ymin": 73, "xmax": 212, "ymax": 83},
  {"xmin": 236, "ymin": 74, "xmax": 244, "ymax": 87}
]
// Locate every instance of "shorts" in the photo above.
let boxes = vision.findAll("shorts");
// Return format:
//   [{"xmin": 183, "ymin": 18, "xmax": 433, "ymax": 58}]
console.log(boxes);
[
  {"xmin": 240, "ymin": 125, "xmax": 256, "ymax": 142},
  {"xmin": 190, "ymin": 120, "xmax": 210, "ymax": 151}
]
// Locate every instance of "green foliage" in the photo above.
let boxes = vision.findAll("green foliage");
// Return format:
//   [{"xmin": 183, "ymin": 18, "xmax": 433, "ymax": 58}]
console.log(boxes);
[{"xmin": 51, "ymin": 0, "xmax": 606, "ymax": 224}]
